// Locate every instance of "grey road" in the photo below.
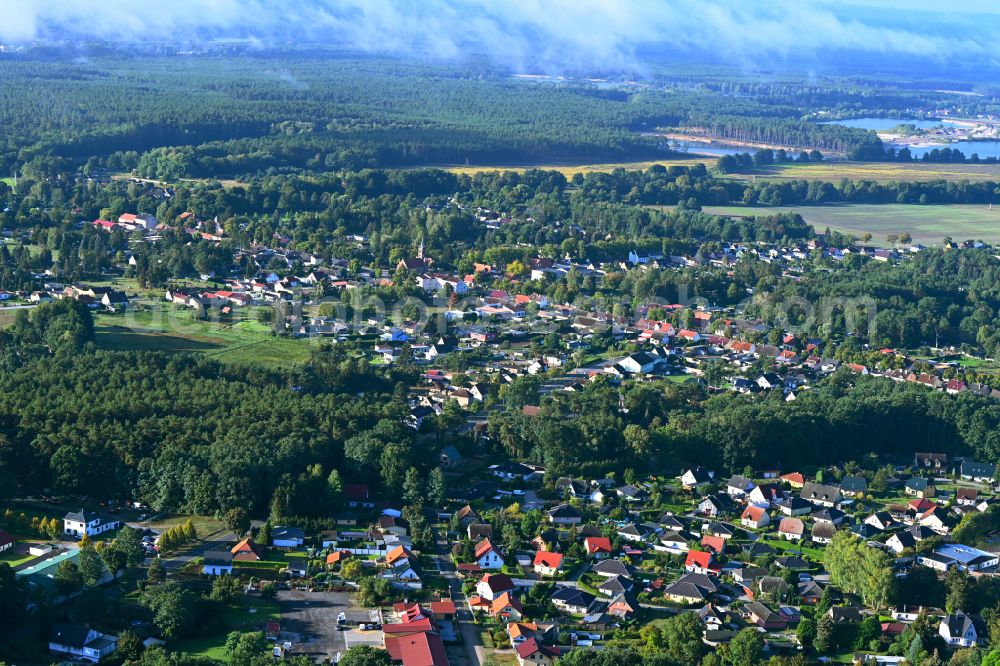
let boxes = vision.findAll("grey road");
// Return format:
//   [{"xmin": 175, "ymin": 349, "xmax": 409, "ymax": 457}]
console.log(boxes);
[{"xmin": 434, "ymin": 530, "xmax": 484, "ymax": 666}]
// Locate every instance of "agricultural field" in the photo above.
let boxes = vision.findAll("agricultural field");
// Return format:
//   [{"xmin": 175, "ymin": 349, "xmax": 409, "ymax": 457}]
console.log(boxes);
[
  {"xmin": 0, "ymin": 177, "xmax": 13, "ymax": 187},
  {"xmin": 93, "ymin": 301, "xmax": 315, "ymax": 367},
  {"xmin": 443, "ymin": 156, "xmax": 710, "ymax": 177},
  {"xmin": 701, "ymin": 203, "xmax": 1000, "ymax": 245},
  {"xmin": 726, "ymin": 160, "xmax": 1000, "ymax": 183}
]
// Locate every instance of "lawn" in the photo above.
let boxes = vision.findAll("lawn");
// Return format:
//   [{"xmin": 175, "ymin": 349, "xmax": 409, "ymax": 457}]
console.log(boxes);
[
  {"xmin": 724, "ymin": 160, "xmax": 1000, "ymax": 183},
  {"xmin": 700, "ymin": 203, "xmax": 1000, "ymax": 246},
  {"xmin": 171, "ymin": 597, "xmax": 279, "ymax": 660},
  {"xmin": 761, "ymin": 536, "xmax": 826, "ymax": 561},
  {"xmin": 146, "ymin": 514, "xmax": 227, "ymax": 541},
  {"xmin": 0, "ymin": 548, "xmax": 36, "ymax": 567},
  {"xmin": 93, "ymin": 302, "xmax": 314, "ymax": 368}
]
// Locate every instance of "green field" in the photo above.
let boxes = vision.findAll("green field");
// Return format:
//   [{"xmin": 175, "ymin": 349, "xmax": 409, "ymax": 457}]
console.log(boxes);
[
  {"xmin": 443, "ymin": 156, "xmax": 709, "ymax": 176},
  {"xmin": 93, "ymin": 302, "xmax": 315, "ymax": 367},
  {"xmin": 724, "ymin": 160, "xmax": 1000, "ymax": 183},
  {"xmin": 443, "ymin": 158, "xmax": 1000, "ymax": 182},
  {"xmin": 0, "ymin": 177, "xmax": 13, "ymax": 187},
  {"xmin": 701, "ymin": 203, "xmax": 1000, "ymax": 245},
  {"xmin": 172, "ymin": 598, "xmax": 279, "ymax": 660}
]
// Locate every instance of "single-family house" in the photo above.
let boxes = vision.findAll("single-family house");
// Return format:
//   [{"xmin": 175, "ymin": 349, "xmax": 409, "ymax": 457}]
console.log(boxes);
[
  {"xmin": 476, "ymin": 573, "xmax": 515, "ymax": 601},
  {"xmin": 778, "ymin": 517, "xmax": 805, "ymax": 541},
  {"xmin": 475, "ymin": 539, "xmax": 505, "ymax": 570},
  {"xmin": 63, "ymin": 510, "xmax": 120, "ymax": 538},
  {"xmin": 533, "ymin": 551, "xmax": 564, "ymax": 577},
  {"xmin": 685, "ymin": 550, "xmax": 715, "ymax": 575},
  {"xmin": 591, "ymin": 559, "xmax": 636, "ymax": 579},
  {"xmin": 741, "ymin": 505, "xmax": 770, "ymax": 529},
  {"xmin": 662, "ymin": 573, "xmax": 719, "ymax": 605},
  {"xmin": 747, "ymin": 602, "xmax": 787, "ymax": 631},
  {"xmin": 747, "ymin": 484, "xmax": 785, "ymax": 508},
  {"xmin": 515, "ymin": 637, "xmax": 559, "ymax": 666},
  {"xmin": 585, "ymin": 537, "xmax": 613, "ymax": 559},
  {"xmin": 490, "ymin": 592, "xmax": 524, "ymax": 621},
  {"xmin": 697, "ymin": 494, "xmax": 733, "ymax": 517},
  {"xmin": 203, "ymin": 551, "xmax": 234, "ymax": 575},
  {"xmin": 961, "ymin": 460, "xmax": 996, "ymax": 483},
  {"xmin": 547, "ymin": 504, "xmax": 583, "ymax": 525},
  {"xmin": 271, "ymin": 526, "xmax": 305, "ymax": 548},
  {"xmin": 905, "ymin": 477, "xmax": 936, "ymax": 498},
  {"xmin": 550, "ymin": 587, "xmax": 596, "ymax": 615},
  {"xmin": 681, "ymin": 467, "xmax": 715, "ymax": 491},
  {"xmin": 839, "ymin": 475, "xmax": 868, "ymax": 497},
  {"xmin": 811, "ymin": 522, "xmax": 837, "ymax": 544},
  {"xmin": 48, "ymin": 624, "xmax": 118, "ymax": 663},
  {"xmin": 940, "ymin": 613, "xmax": 984, "ymax": 648},
  {"xmin": 864, "ymin": 512, "xmax": 895, "ymax": 531},
  {"xmin": 800, "ymin": 482, "xmax": 842, "ymax": 508}
]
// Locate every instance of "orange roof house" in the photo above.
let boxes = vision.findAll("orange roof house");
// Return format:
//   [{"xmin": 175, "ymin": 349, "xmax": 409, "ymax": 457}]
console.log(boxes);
[
  {"xmin": 325, "ymin": 550, "xmax": 351, "ymax": 566},
  {"xmin": 533, "ymin": 551, "xmax": 564, "ymax": 575},
  {"xmin": 230, "ymin": 538, "xmax": 263, "ymax": 561},
  {"xmin": 489, "ymin": 592, "xmax": 524, "ymax": 620},
  {"xmin": 386, "ymin": 545, "xmax": 413, "ymax": 566}
]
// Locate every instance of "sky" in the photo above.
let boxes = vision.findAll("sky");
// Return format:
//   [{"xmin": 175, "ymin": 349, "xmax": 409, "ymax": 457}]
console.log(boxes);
[{"xmin": 0, "ymin": 0, "xmax": 996, "ymax": 71}]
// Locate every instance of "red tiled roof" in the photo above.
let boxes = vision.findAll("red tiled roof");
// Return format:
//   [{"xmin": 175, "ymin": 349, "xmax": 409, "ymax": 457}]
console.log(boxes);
[
  {"xmin": 475, "ymin": 538, "xmax": 499, "ymax": 559},
  {"xmin": 700, "ymin": 535, "xmax": 725, "ymax": 554},
  {"xmin": 385, "ymin": 631, "xmax": 449, "ymax": 666},
  {"xmin": 585, "ymin": 537, "xmax": 612, "ymax": 554},
  {"xmin": 685, "ymin": 550, "xmax": 713, "ymax": 569},
  {"xmin": 430, "ymin": 599, "xmax": 457, "ymax": 616},
  {"xmin": 515, "ymin": 638, "xmax": 559, "ymax": 660},
  {"xmin": 382, "ymin": 618, "xmax": 434, "ymax": 635},
  {"xmin": 533, "ymin": 551, "xmax": 563, "ymax": 569}
]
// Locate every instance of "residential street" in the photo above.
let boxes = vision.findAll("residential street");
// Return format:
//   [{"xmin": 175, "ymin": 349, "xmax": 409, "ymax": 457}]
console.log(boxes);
[{"xmin": 434, "ymin": 529, "xmax": 483, "ymax": 666}]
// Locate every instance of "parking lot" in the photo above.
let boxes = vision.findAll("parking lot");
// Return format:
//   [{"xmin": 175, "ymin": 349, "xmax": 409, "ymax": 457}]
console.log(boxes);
[{"xmin": 276, "ymin": 590, "xmax": 382, "ymax": 662}]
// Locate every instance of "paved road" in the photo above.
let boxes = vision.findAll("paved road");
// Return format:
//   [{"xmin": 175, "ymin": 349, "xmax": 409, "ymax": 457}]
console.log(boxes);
[{"xmin": 434, "ymin": 531, "xmax": 483, "ymax": 666}]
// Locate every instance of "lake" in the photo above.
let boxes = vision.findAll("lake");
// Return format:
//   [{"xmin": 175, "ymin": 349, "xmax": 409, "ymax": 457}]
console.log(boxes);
[
  {"xmin": 668, "ymin": 140, "xmax": 758, "ymax": 156},
  {"xmin": 904, "ymin": 141, "xmax": 1000, "ymax": 160},
  {"xmin": 820, "ymin": 117, "xmax": 1000, "ymax": 159}
]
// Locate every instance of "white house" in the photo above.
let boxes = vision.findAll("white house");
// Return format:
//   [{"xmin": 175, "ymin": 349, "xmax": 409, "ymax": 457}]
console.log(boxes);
[
  {"xmin": 63, "ymin": 510, "xmax": 120, "ymax": 538},
  {"xmin": 49, "ymin": 624, "xmax": 118, "ymax": 663},
  {"xmin": 940, "ymin": 613, "xmax": 983, "ymax": 648},
  {"xmin": 476, "ymin": 573, "xmax": 515, "ymax": 601},
  {"xmin": 681, "ymin": 467, "xmax": 715, "ymax": 490},
  {"xmin": 475, "ymin": 539, "xmax": 506, "ymax": 570},
  {"xmin": 202, "ymin": 551, "xmax": 234, "ymax": 576},
  {"xmin": 741, "ymin": 505, "xmax": 770, "ymax": 529},
  {"xmin": 618, "ymin": 352, "xmax": 659, "ymax": 374}
]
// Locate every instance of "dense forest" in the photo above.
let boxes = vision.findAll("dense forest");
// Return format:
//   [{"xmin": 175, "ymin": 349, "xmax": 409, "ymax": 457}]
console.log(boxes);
[{"xmin": 3, "ymin": 51, "xmax": 995, "ymax": 180}]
